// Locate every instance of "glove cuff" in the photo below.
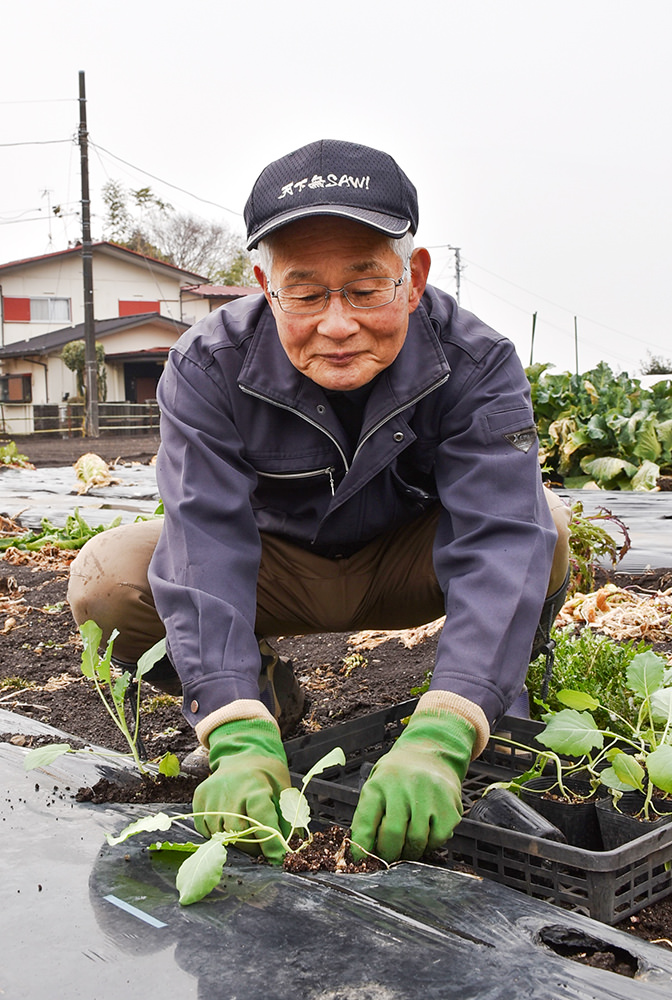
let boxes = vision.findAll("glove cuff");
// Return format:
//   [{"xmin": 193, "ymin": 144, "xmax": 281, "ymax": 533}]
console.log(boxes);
[
  {"xmin": 196, "ymin": 698, "xmax": 279, "ymax": 748},
  {"xmin": 416, "ymin": 690, "xmax": 490, "ymax": 759}
]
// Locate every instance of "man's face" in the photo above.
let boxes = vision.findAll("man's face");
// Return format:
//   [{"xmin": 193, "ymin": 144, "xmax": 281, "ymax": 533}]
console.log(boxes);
[{"xmin": 255, "ymin": 218, "xmax": 430, "ymax": 391}]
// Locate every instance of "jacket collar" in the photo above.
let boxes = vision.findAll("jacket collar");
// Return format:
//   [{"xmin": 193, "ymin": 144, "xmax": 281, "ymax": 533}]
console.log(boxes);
[{"xmin": 237, "ymin": 295, "xmax": 450, "ymax": 423}]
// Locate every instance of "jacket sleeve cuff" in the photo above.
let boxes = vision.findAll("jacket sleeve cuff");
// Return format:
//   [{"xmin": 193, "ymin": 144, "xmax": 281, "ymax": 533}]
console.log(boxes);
[
  {"xmin": 195, "ymin": 699, "xmax": 279, "ymax": 748},
  {"xmin": 416, "ymin": 690, "xmax": 491, "ymax": 759}
]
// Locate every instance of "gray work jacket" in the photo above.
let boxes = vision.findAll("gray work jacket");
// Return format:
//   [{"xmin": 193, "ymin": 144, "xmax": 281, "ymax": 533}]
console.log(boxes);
[{"xmin": 148, "ymin": 286, "xmax": 557, "ymax": 731}]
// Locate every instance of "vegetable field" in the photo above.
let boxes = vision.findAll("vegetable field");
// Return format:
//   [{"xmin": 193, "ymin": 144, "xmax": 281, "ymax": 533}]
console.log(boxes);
[{"xmin": 527, "ymin": 363, "xmax": 672, "ymax": 490}]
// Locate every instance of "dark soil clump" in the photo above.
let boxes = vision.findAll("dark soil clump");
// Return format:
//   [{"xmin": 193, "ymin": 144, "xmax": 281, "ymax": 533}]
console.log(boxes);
[{"xmin": 75, "ymin": 772, "xmax": 200, "ymax": 805}]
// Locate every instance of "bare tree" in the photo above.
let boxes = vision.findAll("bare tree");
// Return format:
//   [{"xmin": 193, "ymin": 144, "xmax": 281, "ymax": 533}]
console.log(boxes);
[{"xmin": 100, "ymin": 180, "xmax": 257, "ymax": 283}]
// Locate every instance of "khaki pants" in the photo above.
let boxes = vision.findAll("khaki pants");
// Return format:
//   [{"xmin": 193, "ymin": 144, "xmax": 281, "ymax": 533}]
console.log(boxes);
[{"xmin": 67, "ymin": 490, "xmax": 571, "ymax": 666}]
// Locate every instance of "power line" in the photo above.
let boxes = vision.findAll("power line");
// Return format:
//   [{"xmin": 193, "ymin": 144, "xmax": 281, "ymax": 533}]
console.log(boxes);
[
  {"xmin": 0, "ymin": 99, "xmax": 74, "ymax": 105},
  {"xmin": 90, "ymin": 142, "xmax": 241, "ymax": 217},
  {"xmin": 461, "ymin": 255, "xmax": 654, "ymax": 345},
  {"xmin": 0, "ymin": 138, "xmax": 73, "ymax": 148}
]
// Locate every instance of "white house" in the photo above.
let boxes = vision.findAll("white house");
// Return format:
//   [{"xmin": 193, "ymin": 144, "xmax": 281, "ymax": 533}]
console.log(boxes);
[{"xmin": 0, "ymin": 243, "xmax": 259, "ymax": 435}]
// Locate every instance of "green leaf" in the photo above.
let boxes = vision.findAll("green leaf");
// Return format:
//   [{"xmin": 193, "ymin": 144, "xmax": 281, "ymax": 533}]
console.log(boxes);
[
  {"xmin": 631, "ymin": 460, "xmax": 661, "ymax": 491},
  {"xmin": 647, "ymin": 745, "xmax": 672, "ymax": 795},
  {"xmin": 111, "ymin": 671, "xmax": 131, "ymax": 706},
  {"xmin": 611, "ymin": 752, "xmax": 646, "ymax": 791},
  {"xmin": 105, "ymin": 811, "xmax": 173, "ymax": 846},
  {"xmin": 557, "ymin": 690, "xmax": 600, "ymax": 711},
  {"xmin": 632, "ymin": 416, "xmax": 662, "ymax": 463},
  {"xmin": 79, "ymin": 620, "xmax": 102, "ymax": 679},
  {"xmin": 176, "ymin": 835, "xmax": 228, "ymax": 905},
  {"xmin": 279, "ymin": 787, "xmax": 311, "ymax": 832},
  {"xmin": 580, "ymin": 455, "xmax": 638, "ymax": 486},
  {"xmin": 649, "ymin": 688, "xmax": 672, "ymax": 726},
  {"xmin": 302, "ymin": 746, "xmax": 346, "ymax": 786},
  {"xmin": 627, "ymin": 651, "xmax": 666, "ymax": 699},
  {"xmin": 158, "ymin": 752, "xmax": 181, "ymax": 777},
  {"xmin": 656, "ymin": 418, "xmax": 672, "ymax": 453},
  {"xmin": 23, "ymin": 743, "xmax": 72, "ymax": 771},
  {"xmin": 97, "ymin": 628, "xmax": 119, "ymax": 686},
  {"xmin": 137, "ymin": 638, "xmax": 167, "ymax": 679},
  {"xmin": 537, "ymin": 709, "xmax": 604, "ymax": 756},
  {"xmin": 600, "ymin": 765, "xmax": 639, "ymax": 792},
  {"xmin": 149, "ymin": 840, "xmax": 201, "ymax": 853}
]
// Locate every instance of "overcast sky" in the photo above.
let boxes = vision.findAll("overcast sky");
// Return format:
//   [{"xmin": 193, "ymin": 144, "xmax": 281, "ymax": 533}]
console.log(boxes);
[{"xmin": 1, "ymin": 0, "xmax": 670, "ymax": 377}]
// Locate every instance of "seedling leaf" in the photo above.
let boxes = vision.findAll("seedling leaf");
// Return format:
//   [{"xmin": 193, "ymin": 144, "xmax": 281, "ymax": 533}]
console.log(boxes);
[
  {"xmin": 176, "ymin": 835, "xmax": 228, "ymax": 905},
  {"xmin": 111, "ymin": 671, "xmax": 130, "ymax": 705},
  {"xmin": 158, "ymin": 752, "xmax": 181, "ymax": 777},
  {"xmin": 557, "ymin": 689, "xmax": 600, "ymax": 711},
  {"xmin": 647, "ymin": 745, "xmax": 672, "ymax": 795},
  {"xmin": 627, "ymin": 651, "xmax": 666, "ymax": 699},
  {"xmin": 137, "ymin": 638, "xmax": 167, "ymax": 680},
  {"xmin": 105, "ymin": 811, "xmax": 173, "ymax": 846},
  {"xmin": 24, "ymin": 743, "xmax": 72, "ymax": 771},
  {"xmin": 279, "ymin": 787, "xmax": 311, "ymax": 832},
  {"xmin": 97, "ymin": 628, "xmax": 119, "ymax": 686},
  {"xmin": 537, "ymin": 709, "xmax": 604, "ymax": 755},
  {"xmin": 150, "ymin": 841, "xmax": 201, "ymax": 853},
  {"xmin": 650, "ymin": 688, "xmax": 672, "ymax": 726},
  {"xmin": 611, "ymin": 752, "xmax": 646, "ymax": 791},
  {"xmin": 600, "ymin": 766, "xmax": 637, "ymax": 792},
  {"xmin": 302, "ymin": 746, "xmax": 346, "ymax": 786},
  {"xmin": 79, "ymin": 620, "xmax": 102, "ymax": 678}
]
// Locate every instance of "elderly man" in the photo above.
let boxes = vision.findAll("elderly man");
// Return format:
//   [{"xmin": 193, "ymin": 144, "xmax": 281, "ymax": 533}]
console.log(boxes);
[{"xmin": 69, "ymin": 139, "xmax": 570, "ymax": 864}]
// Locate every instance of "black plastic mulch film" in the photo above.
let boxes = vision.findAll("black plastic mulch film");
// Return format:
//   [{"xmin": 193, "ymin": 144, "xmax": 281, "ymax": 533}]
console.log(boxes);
[{"xmin": 284, "ymin": 700, "xmax": 672, "ymax": 925}]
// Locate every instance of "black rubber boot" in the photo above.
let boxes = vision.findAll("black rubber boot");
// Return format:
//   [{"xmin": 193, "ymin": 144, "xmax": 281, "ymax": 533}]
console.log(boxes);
[
  {"xmin": 257, "ymin": 638, "xmax": 306, "ymax": 738},
  {"xmin": 529, "ymin": 568, "xmax": 571, "ymax": 701}
]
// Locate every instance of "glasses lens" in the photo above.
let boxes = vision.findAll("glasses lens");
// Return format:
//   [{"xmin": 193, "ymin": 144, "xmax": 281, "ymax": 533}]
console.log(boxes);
[
  {"xmin": 343, "ymin": 277, "xmax": 397, "ymax": 309},
  {"xmin": 276, "ymin": 284, "xmax": 328, "ymax": 314}
]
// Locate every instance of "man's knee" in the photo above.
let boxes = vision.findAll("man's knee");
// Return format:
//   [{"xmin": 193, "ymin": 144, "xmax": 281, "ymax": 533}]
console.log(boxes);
[
  {"xmin": 67, "ymin": 519, "xmax": 164, "ymax": 660},
  {"xmin": 544, "ymin": 489, "xmax": 571, "ymax": 596}
]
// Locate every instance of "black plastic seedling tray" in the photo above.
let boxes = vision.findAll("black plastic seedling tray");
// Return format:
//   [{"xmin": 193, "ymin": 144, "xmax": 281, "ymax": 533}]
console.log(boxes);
[{"xmin": 284, "ymin": 702, "xmax": 672, "ymax": 925}]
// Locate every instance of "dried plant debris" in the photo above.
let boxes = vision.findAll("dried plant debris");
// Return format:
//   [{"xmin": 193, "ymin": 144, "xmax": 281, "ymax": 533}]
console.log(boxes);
[
  {"xmin": 558, "ymin": 584, "xmax": 672, "ymax": 644},
  {"xmin": 73, "ymin": 453, "xmax": 122, "ymax": 494},
  {"xmin": 349, "ymin": 617, "xmax": 444, "ymax": 651}
]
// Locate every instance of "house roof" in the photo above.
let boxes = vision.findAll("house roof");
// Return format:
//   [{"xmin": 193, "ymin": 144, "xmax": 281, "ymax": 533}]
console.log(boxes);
[
  {"xmin": 0, "ymin": 242, "xmax": 209, "ymax": 284},
  {"xmin": 0, "ymin": 313, "xmax": 188, "ymax": 359}
]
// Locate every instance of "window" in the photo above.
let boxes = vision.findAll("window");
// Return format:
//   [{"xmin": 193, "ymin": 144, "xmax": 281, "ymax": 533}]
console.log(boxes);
[
  {"xmin": 3, "ymin": 297, "xmax": 71, "ymax": 323},
  {"xmin": 118, "ymin": 300, "xmax": 160, "ymax": 317},
  {"xmin": 0, "ymin": 374, "xmax": 32, "ymax": 403}
]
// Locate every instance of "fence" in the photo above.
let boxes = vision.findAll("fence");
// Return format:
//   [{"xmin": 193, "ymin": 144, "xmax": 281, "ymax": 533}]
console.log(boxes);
[{"xmin": 32, "ymin": 402, "xmax": 160, "ymax": 437}]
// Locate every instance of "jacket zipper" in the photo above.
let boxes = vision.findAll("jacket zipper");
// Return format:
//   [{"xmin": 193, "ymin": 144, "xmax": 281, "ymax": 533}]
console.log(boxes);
[
  {"xmin": 257, "ymin": 466, "xmax": 337, "ymax": 495},
  {"xmin": 240, "ymin": 371, "xmax": 450, "ymax": 490}
]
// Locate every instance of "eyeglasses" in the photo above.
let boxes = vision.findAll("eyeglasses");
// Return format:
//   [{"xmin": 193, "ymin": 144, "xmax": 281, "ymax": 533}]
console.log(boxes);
[{"xmin": 269, "ymin": 262, "xmax": 410, "ymax": 315}]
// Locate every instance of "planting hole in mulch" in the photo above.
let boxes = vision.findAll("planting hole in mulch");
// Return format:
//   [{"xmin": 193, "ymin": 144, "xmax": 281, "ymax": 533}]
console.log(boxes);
[
  {"xmin": 283, "ymin": 825, "xmax": 384, "ymax": 874},
  {"xmin": 539, "ymin": 926, "xmax": 638, "ymax": 978}
]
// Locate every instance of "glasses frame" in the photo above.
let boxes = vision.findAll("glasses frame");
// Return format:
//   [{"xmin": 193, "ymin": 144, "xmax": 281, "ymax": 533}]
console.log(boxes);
[{"xmin": 269, "ymin": 260, "xmax": 411, "ymax": 316}]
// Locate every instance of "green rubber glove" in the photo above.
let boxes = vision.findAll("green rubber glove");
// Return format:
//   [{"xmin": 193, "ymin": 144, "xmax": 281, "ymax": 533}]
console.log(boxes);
[
  {"xmin": 350, "ymin": 710, "xmax": 475, "ymax": 863},
  {"xmin": 193, "ymin": 717, "xmax": 292, "ymax": 865}
]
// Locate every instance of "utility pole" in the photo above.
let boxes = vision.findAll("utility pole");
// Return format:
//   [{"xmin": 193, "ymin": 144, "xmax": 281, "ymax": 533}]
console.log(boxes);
[
  {"xmin": 529, "ymin": 311, "xmax": 537, "ymax": 366},
  {"xmin": 78, "ymin": 70, "xmax": 99, "ymax": 437},
  {"xmin": 574, "ymin": 316, "xmax": 579, "ymax": 376}
]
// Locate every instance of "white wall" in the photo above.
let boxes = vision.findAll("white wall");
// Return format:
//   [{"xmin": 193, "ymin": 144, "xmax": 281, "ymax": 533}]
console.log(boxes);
[{"xmin": 1, "ymin": 248, "xmax": 186, "ymax": 346}]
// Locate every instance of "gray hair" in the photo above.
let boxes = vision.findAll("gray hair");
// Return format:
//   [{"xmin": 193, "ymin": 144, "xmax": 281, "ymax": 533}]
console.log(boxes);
[{"xmin": 255, "ymin": 231, "xmax": 415, "ymax": 281}]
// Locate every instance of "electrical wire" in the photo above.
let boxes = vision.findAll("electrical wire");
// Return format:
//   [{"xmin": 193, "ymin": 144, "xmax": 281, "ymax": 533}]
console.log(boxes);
[
  {"xmin": 90, "ymin": 142, "xmax": 241, "ymax": 217},
  {"xmin": 0, "ymin": 138, "xmax": 73, "ymax": 147}
]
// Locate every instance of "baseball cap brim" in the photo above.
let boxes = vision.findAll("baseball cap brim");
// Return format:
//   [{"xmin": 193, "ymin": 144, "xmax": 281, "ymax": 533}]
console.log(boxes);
[{"xmin": 246, "ymin": 205, "xmax": 412, "ymax": 251}]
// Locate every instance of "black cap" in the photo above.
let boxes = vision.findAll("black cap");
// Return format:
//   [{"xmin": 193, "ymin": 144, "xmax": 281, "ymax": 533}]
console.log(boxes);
[{"xmin": 244, "ymin": 139, "xmax": 418, "ymax": 250}]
